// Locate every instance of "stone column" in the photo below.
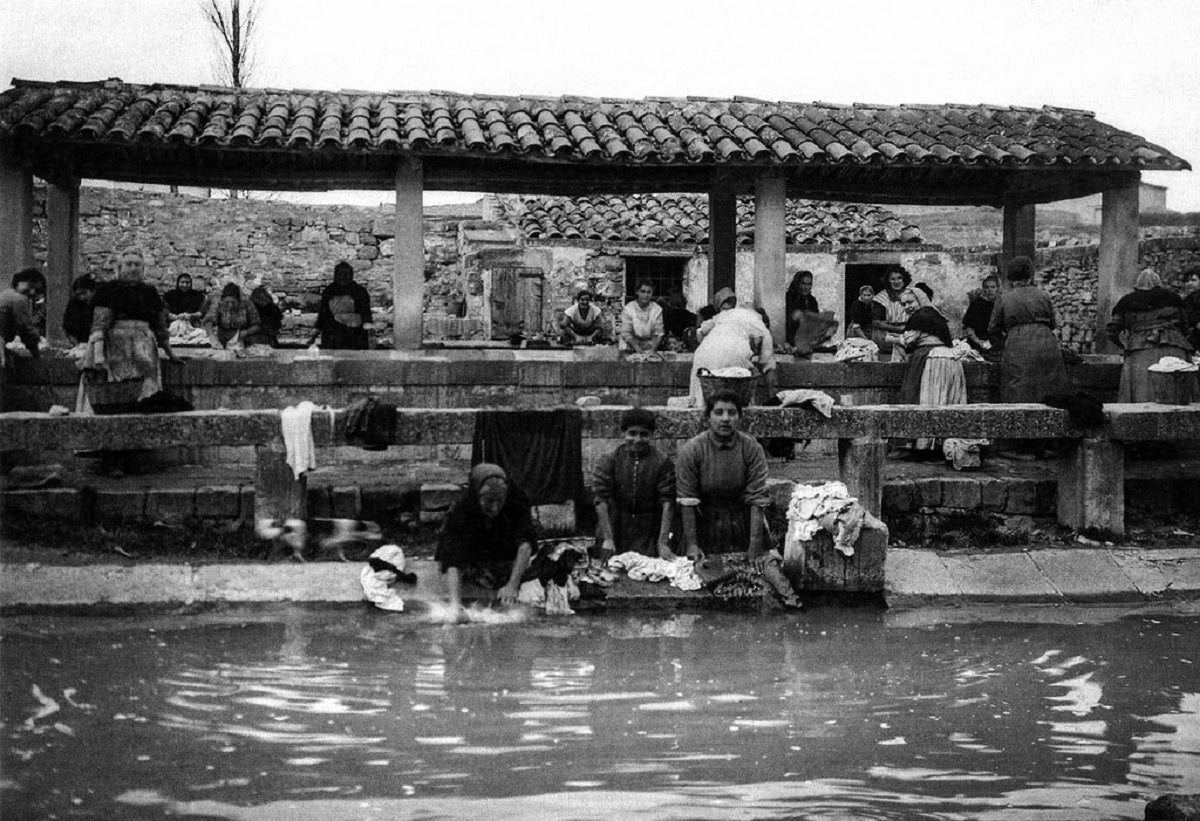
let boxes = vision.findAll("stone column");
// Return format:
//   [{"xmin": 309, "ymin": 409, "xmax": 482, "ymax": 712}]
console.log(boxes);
[
  {"xmin": 1095, "ymin": 180, "xmax": 1140, "ymax": 355},
  {"xmin": 838, "ymin": 436, "xmax": 886, "ymax": 518},
  {"xmin": 46, "ymin": 179, "xmax": 81, "ymax": 346},
  {"xmin": 1000, "ymin": 202, "xmax": 1035, "ymax": 275},
  {"xmin": 0, "ymin": 148, "xmax": 34, "ymax": 279},
  {"xmin": 753, "ymin": 174, "xmax": 787, "ymax": 345},
  {"xmin": 393, "ymin": 157, "xmax": 425, "ymax": 349},
  {"xmin": 708, "ymin": 171, "xmax": 737, "ymax": 303},
  {"xmin": 1057, "ymin": 438, "xmax": 1124, "ymax": 537}
]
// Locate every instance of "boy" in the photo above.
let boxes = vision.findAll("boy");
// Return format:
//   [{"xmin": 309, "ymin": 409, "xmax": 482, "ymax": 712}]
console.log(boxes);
[{"xmin": 593, "ymin": 407, "xmax": 675, "ymax": 561}]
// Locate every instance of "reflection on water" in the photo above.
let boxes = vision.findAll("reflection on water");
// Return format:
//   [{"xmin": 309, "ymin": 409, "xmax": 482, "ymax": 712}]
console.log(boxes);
[{"xmin": 2, "ymin": 608, "xmax": 1199, "ymax": 820}]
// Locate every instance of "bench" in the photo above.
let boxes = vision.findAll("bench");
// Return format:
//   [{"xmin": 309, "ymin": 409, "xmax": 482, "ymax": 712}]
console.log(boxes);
[{"xmin": 3, "ymin": 403, "xmax": 1198, "ymax": 536}]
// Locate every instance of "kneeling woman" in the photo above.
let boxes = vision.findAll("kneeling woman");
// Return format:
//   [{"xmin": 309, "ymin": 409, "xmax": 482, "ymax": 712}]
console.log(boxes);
[
  {"xmin": 676, "ymin": 389, "xmax": 770, "ymax": 560},
  {"xmin": 437, "ymin": 463, "xmax": 538, "ymax": 612}
]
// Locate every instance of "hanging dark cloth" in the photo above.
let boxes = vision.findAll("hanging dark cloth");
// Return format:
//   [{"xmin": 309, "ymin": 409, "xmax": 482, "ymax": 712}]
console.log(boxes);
[
  {"xmin": 1042, "ymin": 392, "xmax": 1105, "ymax": 429},
  {"xmin": 472, "ymin": 408, "xmax": 584, "ymax": 505},
  {"xmin": 343, "ymin": 397, "xmax": 398, "ymax": 450}
]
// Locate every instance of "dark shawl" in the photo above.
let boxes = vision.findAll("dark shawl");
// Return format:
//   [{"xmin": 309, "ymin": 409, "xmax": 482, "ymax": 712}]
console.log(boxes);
[
  {"xmin": 436, "ymin": 464, "xmax": 538, "ymax": 571},
  {"xmin": 903, "ymin": 306, "xmax": 952, "ymax": 347}
]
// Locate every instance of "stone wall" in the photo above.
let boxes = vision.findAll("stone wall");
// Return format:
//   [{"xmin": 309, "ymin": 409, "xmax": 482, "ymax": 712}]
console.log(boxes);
[{"xmin": 29, "ymin": 187, "xmax": 1200, "ymax": 352}]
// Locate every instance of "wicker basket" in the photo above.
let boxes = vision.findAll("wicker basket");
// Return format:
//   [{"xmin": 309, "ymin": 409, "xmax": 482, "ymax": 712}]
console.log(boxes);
[
  {"xmin": 83, "ymin": 374, "xmax": 142, "ymax": 411},
  {"xmin": 697, "ymin": 368, "xmax": 759, "ymax": 406},
  {"xmin": 1149, "ymin": 370, "xmax": 1197, "ymax": 405}
]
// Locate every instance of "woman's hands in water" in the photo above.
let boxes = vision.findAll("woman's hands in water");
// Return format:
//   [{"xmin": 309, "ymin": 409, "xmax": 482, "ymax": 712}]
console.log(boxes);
[{"xmin": 496, "ymin": 583, "xmax": 520, "ymax": 606}]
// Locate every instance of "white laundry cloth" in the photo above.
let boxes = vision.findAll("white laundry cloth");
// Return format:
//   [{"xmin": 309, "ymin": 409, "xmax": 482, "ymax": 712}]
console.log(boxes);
[
  {"xmin": 608, "ymin": 552, "xmax": 703, "ymax": 591},
  {"xmin": 545, "ymin": 583, "xmax": 575, "ymax": 615},
  {"xmin": 518, "ymin": 579, "xmax": 546, "ymax": 606},
  {"xmin": 708, "ymin": 365, "xmax": 754, "ymax": 378},
  {"xmin": 942, "ymin": 438, "xmax": 987, "ymax": 471},
  {"xmin": 1148, "ymin": 356, "xmax": 1198, "ymax": 373},
  {"xmin": 775, "ymin": 388, "xmax": 835, "ymax": 418},
  {"xmin": 834, "ymin": 338, "xmax": 879, "ymax": 362},
  {"xmin": 785, "ymin": 481, "xmax": 861, "ymax": 557},
  {"xmin": 281, "ymin": 401, "xmax": 317, "ymax": 479},
  {"xmin": 359, "ymin": 545, "xmax": 410, "ymax": 612}
]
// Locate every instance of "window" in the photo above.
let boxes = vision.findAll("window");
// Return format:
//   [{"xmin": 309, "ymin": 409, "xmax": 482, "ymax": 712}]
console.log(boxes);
[{"xmin": 624, "ymin": 256, "xmax": 687, "ymax": 303}]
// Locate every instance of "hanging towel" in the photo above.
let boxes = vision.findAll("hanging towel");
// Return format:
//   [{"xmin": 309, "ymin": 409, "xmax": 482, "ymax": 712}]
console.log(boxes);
[
  {"xmin": 281, "ymin": 401, "xmax": 317, "ymax": 479},
  {"xmin": 344, "ymin": 396, "xmax": 398, "ymax": 450},
  {"xmin": 472, "ymin": 408, "xmax": 584, "ymax": 505}
]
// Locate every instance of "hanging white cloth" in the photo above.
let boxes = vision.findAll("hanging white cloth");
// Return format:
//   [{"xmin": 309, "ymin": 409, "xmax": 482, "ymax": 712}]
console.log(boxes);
[{"xmin": 281, "ymin": 401, "xmax": 317, "ymax": 479}]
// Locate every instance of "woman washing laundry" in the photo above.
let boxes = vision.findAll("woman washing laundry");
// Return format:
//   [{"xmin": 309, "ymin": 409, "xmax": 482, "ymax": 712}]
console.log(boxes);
[
  {"xmin": 203, "ymin": 283, "xmax": 261, "ymax": 350},
  {"xmin": 690, "ymin": 287, "xmax": 776, "ymax": 405},
  {"xmin": 436, "ymin": 463, "xmax": 539, "ymax": 615},
  {"xmin": 675, "ymin": 390, "xmax": 801, "ymax": 608}
]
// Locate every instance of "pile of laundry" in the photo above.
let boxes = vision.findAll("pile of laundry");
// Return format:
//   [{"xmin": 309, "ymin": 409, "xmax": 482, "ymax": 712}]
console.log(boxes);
[
  {"xmin": 784, "ymin": 480, "xmax": 881, "ymax": 558},
  {"xmin": 775, "ymin": 388, "xmax": 835, "ymax": 418},
  {"xmin": 1149, "ymin": 356, "xmax": 1199, "ymax": 373},
  {"xmin": 706, "ymin": 365, "xmax": 754, "ymax": 378},
  {"xmin": 833, "ymin": 337, "xmax": 879, "ymax": 362},
  {"xmin": 929, "ymin": 339, "xmax": 986, "ymax": 362},
  {"xmin": 607, "ymin": 551, "xmax": 704, "ymax": 591},
  {"xmin": 517, "ymin": 543, "xmax": 594, "ymax": 615},
  {"xmin": 168, "ymin": 319, "xmax": 208, "ymax": 346}
]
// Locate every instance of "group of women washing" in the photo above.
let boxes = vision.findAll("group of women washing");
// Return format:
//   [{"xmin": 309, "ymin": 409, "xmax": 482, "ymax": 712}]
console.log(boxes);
[{"xmin": 435, "ymin": 396, "xmax": 788, "ymax": 614}]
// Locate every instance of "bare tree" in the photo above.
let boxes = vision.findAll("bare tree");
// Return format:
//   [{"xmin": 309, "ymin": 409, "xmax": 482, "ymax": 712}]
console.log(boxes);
[
  {"xmin": 199, "ymin": 0, "xmax": 262, "ymax": 198},
  {"xmin": 200, "ymin": 0, "xmax": 260, "ymax": 89}
]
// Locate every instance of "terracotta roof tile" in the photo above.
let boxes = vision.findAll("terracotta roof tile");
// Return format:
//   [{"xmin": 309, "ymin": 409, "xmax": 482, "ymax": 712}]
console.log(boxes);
[
  {"xmin": 0, "ymin": 80, "xmax": 1189, "ymax": 176},
  {"xmin": 504, "ymin": 194, "xmax": 925, "ymax": 246}
]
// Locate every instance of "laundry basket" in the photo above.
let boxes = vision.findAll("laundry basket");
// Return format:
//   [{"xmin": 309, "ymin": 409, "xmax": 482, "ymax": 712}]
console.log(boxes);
[
  {"xmin": 1149, "ymin": 370, "xmax": 1197, "ymax": 405},
  {"xmin": 697, "ymin": 368, "xmax": 759, "ymax": 406},
  {"xmin": 83, "ymin": 373, "xmax": 142, "ymax": 413}
]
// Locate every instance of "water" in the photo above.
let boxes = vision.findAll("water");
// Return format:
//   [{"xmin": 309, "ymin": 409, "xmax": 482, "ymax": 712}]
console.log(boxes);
[{"xmin": 2, "ymin": 607, "xmax": 1198, "ymax": 820}]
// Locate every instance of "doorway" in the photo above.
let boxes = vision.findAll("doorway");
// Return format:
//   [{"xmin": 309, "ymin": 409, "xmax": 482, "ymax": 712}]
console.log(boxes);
[{"xmin": 844, "ymin": 264, "xmax": 903, "ymax": 329}]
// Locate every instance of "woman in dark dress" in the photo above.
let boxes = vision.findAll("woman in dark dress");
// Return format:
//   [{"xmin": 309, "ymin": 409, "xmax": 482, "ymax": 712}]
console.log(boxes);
[
  {"xmin": 593, "ymin": 407, "xmax": 675, "ymax": 561},
  {"xmin": 988, "ymin": 256, "xmax": 1069, "ymax": 405},
  {"xmin": 437, "ymin": 463, "xmax": 538, "ymax": 612},
  {"xmin": 1107, "ymin": 268, "xmax": 1193, "ymax": 402},
  {"xmin": 244, "ymin": 285, "xmax": 283, "ymax": 347},
  {"xmin": 203, "ymin": 283, "xmax": 261, "ymax": 349},
  {"xmin": 676, "ymin": 390, "xmax": 770, "ymax": 560},
  {"xmin": 898, "ymin": 287, "xmax": 953, "ymax": 405},
  {"xmin": 163, "ymin": 273, "xmax": 206, "ymax": 323}
]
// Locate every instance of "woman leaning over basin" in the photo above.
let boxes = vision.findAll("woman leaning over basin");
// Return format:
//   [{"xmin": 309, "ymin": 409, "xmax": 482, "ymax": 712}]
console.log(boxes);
[
  {"xmin": 1106, "ymin": 268, "xmax": 1193, "ymax": 402},
  {"xmin": 436, "ymin": 463, "xmax": 538, "ymax": 614},
  {"xmin": 689, "ymin": 287, "xmax": 777, "ymax": 405},
  {"xmin": 675, "ymin": 389, "xmax": 770, "ymax": 561}
]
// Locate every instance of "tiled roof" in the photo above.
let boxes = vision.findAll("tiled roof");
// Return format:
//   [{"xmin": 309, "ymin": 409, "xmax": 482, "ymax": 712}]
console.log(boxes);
[
  {"xmin": 505, "ymin": 194, "xmax": 923, "ymax": 245},
  {"xmin": 0, "ymin": 79, "xmax": 1188, "ymax": 171}
]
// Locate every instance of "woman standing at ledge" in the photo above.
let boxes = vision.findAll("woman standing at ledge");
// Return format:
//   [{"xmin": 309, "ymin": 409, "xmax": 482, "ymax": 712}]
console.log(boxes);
[
  {"xmin": 690, "ymin": 287, "xmax": 777, "ymax": 405},
  {"xmin": 988, "ymin": 256, "xmax": 1068, "ymax": 405},
  {"xmin": 83, "ymin": 247, "xmax": 182, "ymax": 406},
  {"xmin": 1107, "ymin": 268, "xmax": 1193, "ymax": 402},
  {"xmin": 203, "ymin": 284, "xmax": 261, "ymax": 350},
  {"xmin": 675, "ymin": 390, "xmax": 770, "ymax": 561}
]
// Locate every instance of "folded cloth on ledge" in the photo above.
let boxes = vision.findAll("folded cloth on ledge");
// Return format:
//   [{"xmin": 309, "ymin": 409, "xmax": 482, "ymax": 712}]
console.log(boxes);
[
  {"xmin": 775, "ymin": 388, "xmax": 835, "ymax": 418},
  {"xmin": 1148, "ymin": 356, "xmax": 1198, "ymax": 373},
  {"xmin": 942, "ymin": 438, "xmax": 987, "ymax": 471},
  {"xmin": 785, "ymin": 480, "xmax": 883, "ymax": 558},
  {"xmin": 834, "ymin": 338, "xmax": 879, "ymax": 362},
  {"xmin": 608, "ymin": 552, "xmax": 703, "ymax": 591}
]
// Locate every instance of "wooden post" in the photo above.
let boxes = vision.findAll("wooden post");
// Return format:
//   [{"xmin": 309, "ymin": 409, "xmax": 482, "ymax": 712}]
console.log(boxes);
[
  {"xmin": 753, "ymin": 174, "xmax": 787, "ymax": 345},
  {"xmin": 0, "ymin": 149, "xmax": 34, "ymax": 279},
  {"xmin": 708, "ymin": 171, "xmax": 737, "ymax": 303},
  {"xmin": 1000, "ymin": 202, "xmax": 1035, "ymax": 275},
  {"xmin": 46, "ymin": 179, "xmax": 81, "ymax": 347},
  {"xmin": 1057, "ymin": 438, "xmax": 1124, "ymax": 537},
  {"xmin": 254, "ymin": 444, "xmax": 307, "ymax": 524},
  {"xmin": 394, "ymin": 157, "xmax": 425, "ymax": 349},
  {"xmin": 1095, "ymin": 180, "xmax": 1140, "ymax": 355},
  {"xmin": 838, "ymin": 436, "xmax": 886, "ymax": 518}
]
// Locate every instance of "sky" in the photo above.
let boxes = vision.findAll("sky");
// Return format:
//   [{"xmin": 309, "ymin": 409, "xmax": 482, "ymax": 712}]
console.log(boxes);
[{"xmin": 3, "ymin": 0, "xmax": 1197, "ymax": 210}]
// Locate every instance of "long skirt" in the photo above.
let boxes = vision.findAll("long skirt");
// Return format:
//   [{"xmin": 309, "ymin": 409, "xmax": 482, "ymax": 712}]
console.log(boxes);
[
  {"xmin": 914, "ymin": 353, "xmax": 967, "ymax": 451},
  {"xmin": 899, "ymin": 345, "xmax": 935, "ymax": 405},
  {"xmin": 1119, "ymin": 345, "xmax": 1190, "ymax": 403},
  {"xmin": 1000, "ymin": 324, "xmax": 1068, "ymax": 403}
]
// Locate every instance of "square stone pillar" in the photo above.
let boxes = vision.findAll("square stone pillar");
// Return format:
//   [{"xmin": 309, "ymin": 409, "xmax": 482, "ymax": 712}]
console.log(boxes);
[
  {"xmin": 1057, "ymin": 438, "xmax": 1124, "ymax": 537},
  {"xmin": 753, "ymin": 174, "xmax": 787, "ymax": 345},
  {"xmin": 46, "ymin": 179, "xmax": 81, "ymax": 346},
  {"xmin": 838, "ymin": 436, "xmax": 886, "ymax": 518},
  {"xmin": 1095, "ymin": 180, "xmax": 1140, "ymax": 355},
  {"xmin": 1000, "ymin": 202, "xmax": 1035, "ymax": 275},
  {"xmin": 708, "ymin": 171, "xmax": 737, "ymax": 303},
  {"xmin": 393, "ymin": 158, "xmax": 425, "ymax": 349},
  {"xmin": 0, "ymin": 149, "xmax": 34, "ymax": 278}
]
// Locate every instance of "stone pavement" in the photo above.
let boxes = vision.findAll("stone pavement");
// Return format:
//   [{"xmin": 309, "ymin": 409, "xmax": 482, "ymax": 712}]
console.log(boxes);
[{"xmin": 3, "ymin": 546, "xmax": 1199, "ymax": 612}]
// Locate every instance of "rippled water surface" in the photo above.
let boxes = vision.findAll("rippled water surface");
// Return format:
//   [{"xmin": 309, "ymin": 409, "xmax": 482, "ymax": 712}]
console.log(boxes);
[{"xmin": 2, "ymin": 607, "xmax": 1198, "ymax": 819}]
